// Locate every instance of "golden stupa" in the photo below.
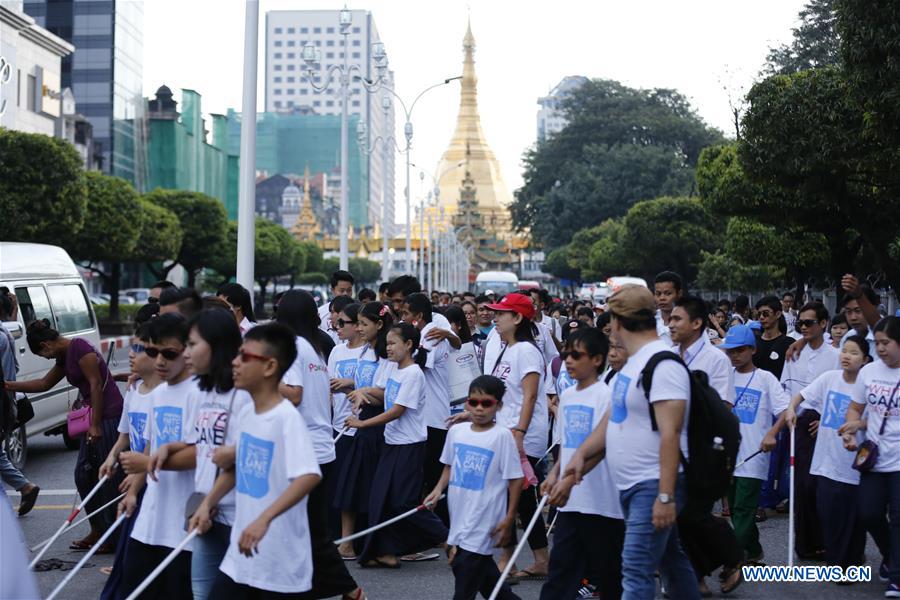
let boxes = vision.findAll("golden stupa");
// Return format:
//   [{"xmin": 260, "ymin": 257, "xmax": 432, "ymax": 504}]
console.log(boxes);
[{"xmin": 434, "ymin": 21, "xmax": 514, "ymax": 236}]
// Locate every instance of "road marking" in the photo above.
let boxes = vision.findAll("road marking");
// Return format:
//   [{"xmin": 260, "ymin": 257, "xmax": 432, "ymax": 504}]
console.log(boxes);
[
  {"xmin": 6, "ymin": 489, "xmax": 78, "ymax": 496},
  {"xmin": 13, "ymin": 505, "xmax": 74, "ymax": 510}
]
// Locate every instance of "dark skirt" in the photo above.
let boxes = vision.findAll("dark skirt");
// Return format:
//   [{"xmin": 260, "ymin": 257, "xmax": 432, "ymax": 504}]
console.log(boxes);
[
  {"xmin": 358, "ymin": 442, "xmax": 448, "ymax": 563},
  {"xmin": 332, "ymin": 405, "xmax": 384, "ymax": 513},
  {"xmin": 74, "ymin": 417, "xmax": 124, "ymax": 535}
]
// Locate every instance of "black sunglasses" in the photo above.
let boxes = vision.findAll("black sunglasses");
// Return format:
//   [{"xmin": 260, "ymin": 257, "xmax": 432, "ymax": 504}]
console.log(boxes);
[
  {"xmin": 560, "ymin": 350, "xmax": 589, "ymax": 361},
  {"xmin": 337, "ymin": 318, "xmax": 357, "ymax": 328},
  {"xmin": 796, "ymin": 319, "xmax": 819, "ymax": 329},
  {"xmin": 467, "ymin": 398, "xmax": 497, "ymax": 408},
  {"xmin": 144, "ymin": 347, "xmax": 182, "ymax": 360},
  {"xmin": 147, "ymin": 297, "xmax": 159, "ymax": 304}
]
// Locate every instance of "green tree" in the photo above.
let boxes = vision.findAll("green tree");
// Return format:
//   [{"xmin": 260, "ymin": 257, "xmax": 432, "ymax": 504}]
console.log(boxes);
[
  {"xmin": 585, "ymin": 219, "xmax": 632, "ymax": 280},
  {"xmin": 764, "ymin": 0, "xmax": 839, "ymax": 75},
  {"xmin": 130, "ymin": 198, "xmax": 183, "ymax": 265},
  {"xmin": 0, "ymin": 129, "xmax": 87, "ymax": 246},
  {"xmin": 209, "ymin": 219, "xmax": 296, "ymax": 304},
  {"xmin": 69, "ymin": 172, "xmax": 143, "ymax": 320},
  {"xmin": 144, "ymin": 189, "xmax": 228, "ymax": 287},
  {"xmin": 542, "ymin": 246, "xmax": 581, "ymax": 287},
  {"xmin": 696, "ymin": 251, "xmax": 781, "ymax": 292},
  {"xmin": 301, "ymin": 242, "xmax": 324, "ymax": 274},
  {"xmin": 348, "ymin": 258, "xmax": 382, "ymax": 285}
]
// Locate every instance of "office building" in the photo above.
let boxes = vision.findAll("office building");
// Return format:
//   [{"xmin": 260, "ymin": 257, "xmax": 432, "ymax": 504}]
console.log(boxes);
[{"xmin": 536, "ymin": 75, "xmax": 587, "ymax": 143}]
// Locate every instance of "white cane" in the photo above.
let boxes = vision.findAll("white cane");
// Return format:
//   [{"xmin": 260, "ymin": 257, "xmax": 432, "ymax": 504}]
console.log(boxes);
[
  {"xmin": 488, "ymin": 494, "xmax": 549, "ymax": 600},
  {"xmin": 333, "ymin": 494, "xmax": 446, "ymax": 545},
  {"xmin": 546, "ymin": 510, "xmax": 560, "ymax": 536},
  {"xmin": 124, "ymin": 529, "xmax": 199, "ymax": 600},
  {"xmin": 535, "ymin": 443, "xmax": 558, "ymax": 466},
  {"xmin": 734, "ymin": 449, "xmax": 765, "ymax": 471},
  {"xmin": 30, "ymin": 492, "xmax": 126, "ymax": 552},
  {"xmin": 788, "ymin": 424, "xmax": 796, "ymax": 568},
  {"xmin": 46, "ymin": 512, "xmax": 127, "ymax": 600},
  {"xmin": 29, "ymin": 474, "xmax": 111, "ymax": 568},
  {"xmin": 333, "ymin": 426, "xmax": 351, "ymax": 443}
]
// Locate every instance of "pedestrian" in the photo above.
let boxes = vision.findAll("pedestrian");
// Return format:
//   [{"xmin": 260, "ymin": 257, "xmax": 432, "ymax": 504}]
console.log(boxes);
[
  {"xmin": 653, "ymin": 271, "xmax": 684, "ymax": 346},
  {"xmin": 118, "ymin": 314, "xmax": 196, "ymax": 599},
  {"xmin": 752, "ymin": 296, "xmax": 792, "ymax": 379},
  {"xmin": 781, "ymin": 334, "xmax": 869, "ymax": 570},
  {"xmin": 541, "ymin": 328, "xmax": 625, "ymax": 600},
  {"xmin": 277, "ymin": 289, "xmax": 365, "ymax": 600},
  {"xmin": 840, "ymin": 317, "xmax": 900, "ymax": 597},
  {"xmin": 564, "ymin": 284, "xmax": 700, "ymax": 600},
  {"xmin": 191, "ymin": 323, "xmax": 323, "ymax": 598},
  {"xmin": 348, "ymin": 322, "xmax": 448, "ymax": 568},
  {"xmin": 721, "ymin": 325, "xmax": 790, "ymax": 564},
  {"xmin": 460, "ymin": 301, "xmax": 478, "ymax": 338},
  {"xmin": 217, "ymin": 283, "xmax": 256, "ymax": 336},
  {"xmin": 529, "ymin": 289, "xmax": 562, "ymax": 351},
  {"xmin": 319, "ymin": 270, "xmax": 356, "ymax": 344},
  {"xmin": 8, "ymin": 319, "xmax": 123, "ymax": 550},
  {"xmin": 830, "ymin": 313, "xmax": 849, "ymax": 349},
  {"xmin": 424, "ymin": 375, "xmax": 523, "ymax": 600},
  {"xmin": 358, "ymin": 288, "xmax": 377, "ymax": 304},
  {"xmin": 158, "ymin": 287, "xmax": 202, "ymax": 319},
  {"xmin": 731, "ymin": 296, "xmax": 751, "ymax": 327},
  {"xmin": 782, "ymin": 292, "xmax": 799, "ymax": 335}
]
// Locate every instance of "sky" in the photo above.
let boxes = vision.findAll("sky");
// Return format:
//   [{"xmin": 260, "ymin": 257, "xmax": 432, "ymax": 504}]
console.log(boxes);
[{"xmin": 142, "ymin": 0, "xmax": 808, "ymax": 223}]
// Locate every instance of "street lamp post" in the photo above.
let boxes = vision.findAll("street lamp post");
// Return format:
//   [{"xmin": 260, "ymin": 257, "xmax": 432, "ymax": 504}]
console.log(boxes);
[
  {"xmin": 302, "ymin": 7, "xmax": 389, "ymax": 271},
  {"xmin": 236, "ymin": 0, "xmax": 259, "ymax": 297},
  {"xmin": 411, "ymin": 161, "xmax": 464, "ymax": 290}
]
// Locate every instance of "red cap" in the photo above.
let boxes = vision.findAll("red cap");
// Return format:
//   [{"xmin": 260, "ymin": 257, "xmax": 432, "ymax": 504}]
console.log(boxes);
[{"xmin": 486, "ymin": 294, "xmax": 535, "ymax": 320}]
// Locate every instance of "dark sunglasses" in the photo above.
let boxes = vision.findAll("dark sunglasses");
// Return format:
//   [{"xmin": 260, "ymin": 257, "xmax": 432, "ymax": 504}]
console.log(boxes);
[
  {"xmin": 131, "ymin": 343, "xmax": 145, "ymax": 354},
  {"xmin": 467, "ymin": 398, "xmax": 498, "ymax": 409},
  {"xmin": 147, "ymin": 297, "xmax": 159, "ymax": 304},
  {"xmin": 796, "ymin": 319, "xmax": 819, "ymax": 329},
  {"xmin": 337, "ymin": 318, "xmax": 357, "ymax": 328},
  {"xmin": 239, "ymin": 350, "xmax": 272, "ymax": 363},
  {"xmin": 560, "ymin": 350, "xmax": 588, "ymax": 361},
  {"xmin": 144, "ymin": 347, "xmax": 182, "ymax": 360},
  {"xmin": 757, "ymin": 310, "xmax": 776, "ymax": 318}
]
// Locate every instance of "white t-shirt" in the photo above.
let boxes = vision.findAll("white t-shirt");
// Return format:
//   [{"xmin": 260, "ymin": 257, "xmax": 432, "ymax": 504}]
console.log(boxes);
[
  {"xmin": 656, "ymin": 311, "xmax": 672, "ymax": 346},
  {"xmin": 781, "ymin": 341, "xmax": 841, "ymax": 403},
  {"xmin": 381, "ymin": 362, "xmax": 428, "ymax": 445},
  {"xmin": 730, "ymin": 368, "xmax": 790, "ymax": 480},
  {"xmin": 185, "ymin": 387, "xmax": 253, "ymax": 526},
  {"xmin": 441, "ymin": 424, "xmax": 523, "ymax": 555},
  {"xmin": 420, "ymin": 322, "xmax": 451, "ymax": 431},
  {"xmin": 317, "ymin": 302, "xmax": 340, "ymax": 344},
  {"xmin": 802, "ymin": 370, "xmax": 862, "ymax": 485},
  {"xmin": 482, "ymin": 328, "xmax": 503, "ymax": 377},
  {"xmin": 558, "ymin": 382, "xmax": 623, "ymax": 518},
  {"xmin": 677, "ymin": 335, "xmax": 734, "ymax": 403},
  {"xmin": 492, "ymin": 341, "xmax": 547, "ymax": 458},
  {"xmin": 117, "ymin": 382, "xmax": 154, "ymax": 454},
  {"xmin": 606, "ymin": 340, "xmax": 690, "ymax": 491},
  {"xmin": 855, "ymin": 360, "xmax": 900, "ymax": 473},
  {"xmin": 544, "ymin": 359, "xmax": 576, "ymax": 398},
  {"xmin": 282, "ymin": 336, "xmax": 335, "ymax": 464},
  {"xmin": 220, "ymin": 400, "xmax": 321, "ymax": 593},
  {"xmin": 534, "ymin": 320, "xmax": 560, "ymax": 365},
  {"xmin": 131, "ymin": 378, "xmax": 198, "ymax": 549},
  {"xmin": 328, "ymin": 342, "xmax": 365, "ymax": 436},
  {"xmin": 841, "ymin": 327, "xmax": 879, "ymax": 362},
  {"xmin": 538, "ymin": 314, "xmax": 562, "ymax": 343},
  {"xmin": 354, "ymin": 346, "xmax": 383, "ymax": 390}
]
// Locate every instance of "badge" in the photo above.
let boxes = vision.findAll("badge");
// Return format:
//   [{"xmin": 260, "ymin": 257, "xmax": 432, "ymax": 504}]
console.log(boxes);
[{"xmin": 770, "ymin": 351, "xmax": 779, "ymax": 360}]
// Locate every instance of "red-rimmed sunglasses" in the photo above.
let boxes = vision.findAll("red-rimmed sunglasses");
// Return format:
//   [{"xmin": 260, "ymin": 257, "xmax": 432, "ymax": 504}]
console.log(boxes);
[
  {"xmin": 239, "ymin": 350, "xmax": 272, "ymax": 363},
  {"xmin": 467, "ymin": 398, "xmax": 497, "ymax": 409}
]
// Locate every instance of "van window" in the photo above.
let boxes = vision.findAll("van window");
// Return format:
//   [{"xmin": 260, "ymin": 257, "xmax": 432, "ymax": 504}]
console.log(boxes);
[
  {"xmin": 47, "ymin": 284, "xmax": 93, "ymax": 333},
  {"xmin": 15, "ymin": 286, "xmax": 54, "ymax": 327}
]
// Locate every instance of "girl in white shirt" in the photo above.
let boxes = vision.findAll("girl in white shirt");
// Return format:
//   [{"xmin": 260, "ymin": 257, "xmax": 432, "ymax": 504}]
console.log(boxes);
[{"xmin": 347, "ymin": 322, "xmax": 448, "ymax": 568}]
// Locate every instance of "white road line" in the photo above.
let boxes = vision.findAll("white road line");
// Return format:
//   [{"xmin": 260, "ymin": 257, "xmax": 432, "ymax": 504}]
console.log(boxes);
[{"xmin": 6, "ymin": 489, "xmax": 78, "ymax": 496}]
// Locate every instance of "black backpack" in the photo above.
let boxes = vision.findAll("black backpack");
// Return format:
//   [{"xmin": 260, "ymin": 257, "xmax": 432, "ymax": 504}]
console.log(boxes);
[{"xmin": 640, "ymin": 351, "xmax": 741, "ymax": 503}]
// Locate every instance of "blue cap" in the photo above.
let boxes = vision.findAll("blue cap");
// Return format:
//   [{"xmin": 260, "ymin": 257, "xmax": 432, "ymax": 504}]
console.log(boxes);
[
  {"xmin": 896, "ymin": 309, "xmax": 900, "ymax": 317},
  {"xmin": 720, "ymin": 325, "xmax": 757, "ymax": 349},
  {"xmin": 748, "ymin": 320, "xmax": 762, "ymax": 331}
]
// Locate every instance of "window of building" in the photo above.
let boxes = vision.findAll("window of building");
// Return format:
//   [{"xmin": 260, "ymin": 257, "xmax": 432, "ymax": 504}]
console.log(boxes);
[
  {"xmin": 326, "ymin": 100, "xmax": 334, "ymax": 107},
  {"xmin": 352, "ymin": 40, "xmax": 361, "ymax": 46},
  {"xmin": 274, "ymin": 100, "xmax": 282, "ymax": 108},
  {"xmin": 274, "ymin": 52, "xmax": 282, "ymax": 59},
  {"xmin": 352, "ymin": 52, "xmax": 360, "ymax": 59},
  {"xmin": 327, "ymin": 27, "xmax": 335, "ymax": 33},
  {"xmin": 287, "ymin": 52, "xmax": 295, "ymax": 59},
  {"xmin": 313, "ymin": 100, "xmax": 321, "ymax": 107},
  {"xmin": 352, "ymin": 88, "xmax": 361, "ymax": 95},
  {"xmin": 287, "ymin": 40, "xmax": 295, "ymax": 47},
  {"xmin": 326, "ymin": 52, "xmax": 334, "ymax": 59},
  {"xmin": 26, "ymin": 74, "xmax": 36, "ymax": 111},
  {"xmin": 274, "ymin": 65, "xmax": 282, "ymax": 71},
  {"xmin": 274, "ymin": 89, "xmax": 282, "ymax": 95},
  {"xmin": 339, "ymin": 52, "xmax": 345, "ymax": 58},
  {"xmin": 301, "ymin": 27, "xmax": 308, "ymax": 33},
  {"xmin": 274, "ymin": 27, "xmax": 283, "ymax": 33},
  {"xmin": 287, "ymin": 100, "xmax": 294, "ymax": 107},
  {"xmin": 274, "ymin": 40, "xmax": 282, "ymax": 47},
  {"xmin": 353, "ymin": 27, "xmax": 361, "ymax": 33},
  {"xmin": 300, "ymin": 89, "xmax": 308, "ymax": 95},
  {"xmin": 286, "ymin": 64, "xmax": 294, "ymax": 71},
  {"xmin": 287, "ymin": 27, "xmax": 295, "ymax": 34},
  {"xmin": 313, "ymin": 27, "xmax": 321, "ymax": 33},
  {"xmin": 287, "ymin": 76, "xmax": 295, "ymax": 83},
  {"xmin": 326, "ymin": 88, "xmax": 333, "ymax": 95},
  {"xmin": 315, "ymin": 40, "xmax": 321, "ymax": 46},
  {"xmin": 352, "ymin": 100, "xmax": 360, "ymax": 107},
  {"xmin": 287, "ymin": 89, "xmax": 295, "ymax": 95},
  {"xmin": 274, "ymin": 76, "xmax": 282, "ymax": 83},
  {"xmin": 326, "ymin": 40, "xmax": 334, "ymax": 47}
]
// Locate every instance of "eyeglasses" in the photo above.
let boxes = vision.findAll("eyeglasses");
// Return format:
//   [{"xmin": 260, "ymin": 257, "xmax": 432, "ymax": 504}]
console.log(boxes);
[
  {"xmin": 144, "ymin": 347, "xmax": 183, "ymax": 360},
  {"xmin": 757, "ymin": 310, "xmax": 776, "ymax": 318},
  {"xmin": 131, "ymin": 343, "xmax": 145, "ymax": 354},
  {"xmin": 467, "ymin": 398, "xmax": 497, "ymax": 408},
  {"xmin": 560, "ymin": 350, "xmax": 587, "ymax": 361},
  {"xmin": 239, "ymin": 350, "xmax": 272, "ymax": 363},
  {"xmin": 337, "ymin": 318, "xmax": 357, "ymax": 328},
  {"xmin": 796, "ymin": 319, "xmax": 819, "ymax": 329}
]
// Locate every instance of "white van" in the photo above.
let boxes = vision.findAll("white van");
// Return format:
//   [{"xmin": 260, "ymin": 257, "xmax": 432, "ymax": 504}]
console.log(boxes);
[
  {"xmin": 474, "ymin": 271, "xmax": 519, "ymax": 296},
  {"xmin": 1, "ymin": 242, "xmax": 102, "ymax": 468}
]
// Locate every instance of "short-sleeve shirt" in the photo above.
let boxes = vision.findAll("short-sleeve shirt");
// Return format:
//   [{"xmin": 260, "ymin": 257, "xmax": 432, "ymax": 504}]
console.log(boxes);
[
  {"xmin": 419, "ymin": 322, "xmax": 451, "ymax": 431},
  {"xmin": 492, "ymin": 341, "xmax": 547, "ymax": 458},
  {"xmin": 441, "ymin": 423, "xmax": 523, "ymax": 555},
  {"xmin": 282, "ymin": 336, "xmax": 334, "ymax": 465},
  {"xmin": 328, "ymin": 342, "xmax": 365, "ymax": 436},
  {"xmin": 116, "ymin": 382, "xmax": 154, "ymax": 454},
  {"xmin": 678, "ymin": 335, "xmax": 734, "ymax": 403},
  {"xmin": 753, "ymin": 334, "xmax": 793, "ymax": 379},
  {"xmin": 802, "ymin": 370, "xmax": 862, "ymax": 485},
  {"xmin": 781, "ymin": 342, "xmax": 841, "ymax": 402},
  {"xmin": 381, "ymin": 363, "xmax": 427, "ymax": 445},
  {"xmin": 855, "ymin": 360, "xmax": 900, "ymax": 473},
  {"xmin": 606, "ymin": 340, "xmax": 690, "ymax": 491},
  {"xmin": 220, "ymin": 400, "xmax": 321, "ymax": 593},
  {"xmin": 730, "ymin": 368, "xmax": 790, "ymax": 480},
  {"xmin": 59, "ymin": 337, "xmax": 123, "ymax": 421}
]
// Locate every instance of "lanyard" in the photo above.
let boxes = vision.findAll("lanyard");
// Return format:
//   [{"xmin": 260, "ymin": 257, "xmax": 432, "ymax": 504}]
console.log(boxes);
[
  {"xmin": 878, "ymin": 378, "xmax": 900, "ymax": 436},
  {"xmin": 681, "ymin": 338, "xmax": 705, "ymax": 368},
  {"xmin": 734, "ymin": 368, "xmax": 757, "ymax": 406}
]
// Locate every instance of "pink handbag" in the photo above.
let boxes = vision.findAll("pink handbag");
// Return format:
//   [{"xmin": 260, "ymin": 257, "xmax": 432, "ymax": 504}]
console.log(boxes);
[{"xmin": 66, "ymin": 347, "xmax": 110, "ymax": 438}]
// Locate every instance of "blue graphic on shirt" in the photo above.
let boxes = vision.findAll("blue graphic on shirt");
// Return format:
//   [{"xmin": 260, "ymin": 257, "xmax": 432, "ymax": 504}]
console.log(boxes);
[
  {"xmin": 557, "ymin": 371, "xmax": 576, "ymax": 395},
  {"xmin": 355, "ymin": 360, "xmax": 379, "ymax": 388},
  {"xmin": 450, "ymin": 443, "xmax": 495, "ymax": 491},
  {"xmin": 822, "ymin": 391, "xmax": 852, "ymax": 430},
  {"xmin": 237, "ymin": 432, "xmax": 274, "ymax": 499},
  {"xmin": 128, "ymin": 411, "xmax": 148, "ymax": 453},
  {"xmin": 733, "ymin": 388, "xmax": 763, "ymax": 425},
  {"xmin": 563, "ymin": 405, "xmax": 594, "ymax": 448},
  {"xmin": 610, "ymin": 374, "xmax": 631, "ymax": 423},
  {"xmin": 385, "ymin": 379, "xmax": 401, "ymax": 411},
  {"xmin": 154, "ymin": 406, "xmax": 183, "ymax": 447},
  {"xmin": 335, "ymin": 359, "xmax": 358, "ymax": 379}
]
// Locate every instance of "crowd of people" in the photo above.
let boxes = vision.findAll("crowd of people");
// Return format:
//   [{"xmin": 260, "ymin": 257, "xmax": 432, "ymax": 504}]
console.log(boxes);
[{"xmin": 3, "ymin": 269, "xmax": 900, "ymax": 600}]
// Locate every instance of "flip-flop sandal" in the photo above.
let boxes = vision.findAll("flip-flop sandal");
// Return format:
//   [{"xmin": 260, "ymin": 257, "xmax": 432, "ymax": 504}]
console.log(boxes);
[
  {"xmin": 721, "ymin": 567, "xmax": 743, "ymax": 594},
  {"xmin": 340, "ymin": 553, "xmax": 358, "ymax": 561},
  {"xmin": 361, "ymin": 559, "xmax": 401, "ymax": 569},
  {"xmin": 18, "ymin": 486, "xmax": 40, "ymax": 517},
  {"xmin": 100, "ymin": 566, "xmax": 114, "ymax": 576},
  {"xmin": 400, "ymin": 551, "xmax": 440, "ymax": 562},
  {"xmin": 512, "ymin": 568, "xmax": 547, "ymax": 581},
  {"xmin": 69, "ymin": 539, "xmax": 94, "ymax": 551}
]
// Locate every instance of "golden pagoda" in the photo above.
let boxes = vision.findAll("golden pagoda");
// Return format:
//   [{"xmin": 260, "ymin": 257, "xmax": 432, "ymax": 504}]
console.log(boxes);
[
  {"xmin": 434, "ymin": 20, "xmax": 514, "ymax": 237},
  {"xmin": 291, "ymin": 166, "xmax": 321, "ymax": 241}
]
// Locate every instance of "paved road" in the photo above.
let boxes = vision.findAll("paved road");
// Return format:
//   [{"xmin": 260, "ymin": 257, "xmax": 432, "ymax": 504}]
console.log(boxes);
[{"xmin": 6, "ymin": 388, "xmax": 891, "ymax": 600}]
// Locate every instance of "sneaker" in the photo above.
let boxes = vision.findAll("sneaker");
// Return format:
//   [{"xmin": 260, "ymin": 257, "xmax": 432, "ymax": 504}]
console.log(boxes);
[
  {"xmin": 885, "ymin": 582, "xmax": 900, "ymax": 598},
  {"xmin": 881, "ymin": 561, "xmax": 890, "ymax": 583},
  {"xmin": 575, "ymin": 580, "xmax": 600, "ymax": 599}
]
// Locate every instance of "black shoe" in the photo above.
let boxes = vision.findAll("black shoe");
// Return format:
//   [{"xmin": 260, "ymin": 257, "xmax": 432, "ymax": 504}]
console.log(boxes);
[{"xmin": 18, "ymin": 485, "xmax": 39, "ymax": 516}]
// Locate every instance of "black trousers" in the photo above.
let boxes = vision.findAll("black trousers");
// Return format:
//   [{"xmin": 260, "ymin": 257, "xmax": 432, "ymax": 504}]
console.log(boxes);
[
  {"xmin": 451, "ymin": 548, "xmax": 521, "ymax": 600},
  {"xmin": 210, "ymin": 572, "xmax": 307, "ymax": 600},
  {"xmin": 677, "ymin": 496, "xmax": 744, "ymax": 577},
  {"xmin": 795, "ymin": 410, "xmax": 824, "ymax": 557},
  {"xmin": 508, "ymin": 455, "xmax": 548, "ymax": 551},
  {"xmin": 74, "ymin": 418, "xmax": 123, "ymax": 536},
  {"xmin": 118, "ymin": 538, "xmax": 192, "ymax": 600},
  {"xmin": 816, "ymin": 475, "xmax": 866, "ymax": 569},
  {"xmin": 305, "ymin": 461, "xmax": 358, "ymax": 598},
  {"xmin": 859, "ymin": 470, "xmax": 900, "ymax": 581},
  {"xmin": 540, "ymin": 512, "xmax": 624, "ymax": 600},
  {"xmin": 425, "ymin": 426, "xmax": 450, "ymax": 525}
]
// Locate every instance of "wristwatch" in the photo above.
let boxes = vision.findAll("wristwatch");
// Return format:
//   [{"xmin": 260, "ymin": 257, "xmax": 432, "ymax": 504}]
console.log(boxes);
[
  {"xmin": 511, "ymin": 427, "xmax": 527, "ymax": 435},
  {"xmin": 657, "ymin": 493, "xmax": 673, "ymax": 505}
]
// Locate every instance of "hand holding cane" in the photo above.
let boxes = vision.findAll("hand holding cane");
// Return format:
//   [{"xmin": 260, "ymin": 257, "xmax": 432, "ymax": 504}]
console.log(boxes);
[{"xmin": 45, "ymin": 513, "xmax": 127, "ymax": 600}]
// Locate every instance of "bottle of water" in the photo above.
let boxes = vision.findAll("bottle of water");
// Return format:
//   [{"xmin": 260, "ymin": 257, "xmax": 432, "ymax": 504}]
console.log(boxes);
[{"xmin": 712, "ymin": 436, "xmax": 725, "ymax": 451}]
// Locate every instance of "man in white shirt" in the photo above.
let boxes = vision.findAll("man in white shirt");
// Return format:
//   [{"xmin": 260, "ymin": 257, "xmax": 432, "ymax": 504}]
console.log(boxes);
[
  {"xmin": 317, "ymin": 270, "xmax": 355, "ymax": 342},
  {"xmin": 654, "ymin": 271, "xmax": 684, "ymax": 347},
  {"xmin": 564, "ymin": 285, "xmax": 700, "ymax": 599},
  {"xmin": 529, "ymin": 289, "xmax": 562, "ymax": 351}
]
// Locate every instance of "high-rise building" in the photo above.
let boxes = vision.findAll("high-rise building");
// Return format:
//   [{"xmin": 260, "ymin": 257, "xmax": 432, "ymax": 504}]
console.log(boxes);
[
  {"xmin": 263, "ymin": 9, "xmax": 395, "ymax": 235},
  {"xmin": 23, "ymin": 0, "xmax": 146, "ymax": 189},
  {"xmin": 536, "ymin": 75, "xmax": 587, "ymax": 143}
]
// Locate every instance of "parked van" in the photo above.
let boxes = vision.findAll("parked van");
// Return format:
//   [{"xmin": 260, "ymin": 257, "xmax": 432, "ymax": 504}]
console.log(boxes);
[{"xmin": 0, "ymin": 242, "xmax": 102, "ymax": 468}]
